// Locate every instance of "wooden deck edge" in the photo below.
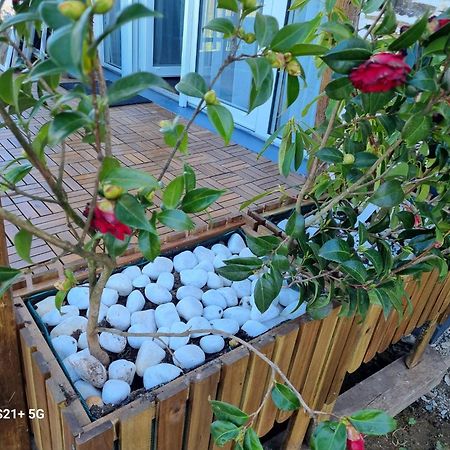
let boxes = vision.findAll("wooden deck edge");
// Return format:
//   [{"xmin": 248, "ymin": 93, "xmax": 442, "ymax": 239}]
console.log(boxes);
[{"xmin": 333, "ymin": 347, "xmax": 450, "ymax": 418}]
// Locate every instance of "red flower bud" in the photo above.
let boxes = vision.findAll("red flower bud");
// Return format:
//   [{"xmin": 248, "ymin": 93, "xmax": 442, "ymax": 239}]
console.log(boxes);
[
  {"xmin": 347, "ymin": 425, "xmax": 365, "ymax": 450},
  {"xmin": 83, "ymin": 199, "xmax": 132, "ymax": 241},
  {"xmin": 349, "ymin": 52, "xmax": 411, "ymax": 93}
]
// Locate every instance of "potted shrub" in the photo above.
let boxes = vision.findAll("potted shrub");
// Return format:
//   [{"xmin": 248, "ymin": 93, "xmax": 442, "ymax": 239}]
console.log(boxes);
[{"xmin": 1, "ymin": 0, "xmax": 449, "ymax": 449}]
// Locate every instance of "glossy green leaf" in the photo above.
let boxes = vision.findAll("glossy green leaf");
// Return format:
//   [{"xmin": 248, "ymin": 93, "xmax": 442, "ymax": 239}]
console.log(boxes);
[
  {"xmin": 99, "ymin": 156, "xmax": 121, "ymax": 182},
  {"xmin": 160, "ymin": 121, "xmax": 188, "ymax": 154},
  {"xmin": 103, "ymin": 167, "xmax": 159, "ymax": 191},
  {"xmin": 254, "ymin": 13, "xmax": 279, "ymax": 48},
  {"xmin": 409, "ymin": 67, "xmax": 439, "ymax": 92},
  {"xmin": 39, "ymin": 1, "xmax": 71, "ymax": 29},
  {"xmin": 216, "ymin": 265, "xmax": 254, "ymax": 282},
  {"xmin": 176, "ymin": 72, "xmax": 208, "ymax": 98},
  {"xmin": 29, "ymin": 59, "xmax": 63, "ymax": 81},
  {"xmin": 322, "ymin": 39, "xmax": 372, "ymax": 74},
  {"xmin": 183, "ymin": 164, "xmax": 196, "ymax": 192},
  {"xmin": 340, "ymin": 259, "xmax": 368, "ymax": 283},
  {"xmin": 210, "ymin": 421, "xmax": 241, "ymax": 446},
  {"xmin": 325, "ymin": 77, "xmax": 353, "ymax": 100},
  {"xmin": 14, "ymin": 229, "xmax": 32, "ymax": 264},
  {"xmin": 363, "ymin": 248, "xmax": 383, "ymax": 276},
  {"xmin": 388, "ymin": 14, "xmax": 427, "ymax": 51},
  {"xmin": 310, "ymin": 421, "xmax": 347, "ymax": 450},
  {"xmin": 243, "ymin": 428, "xmax": 263, "ymax": 450},
  {"xmin": 48, "ymin": 111, "xmax": 89, "ymax": 145},
  {"xmin": 353, "ymin": 152, "xmax": 378, "ymax": 168},
  {"xmin": 316, "ymin": 147, "xmax": 344, "ymax": 164},
  {"xmin": 363, "ymin": 0, "xmax": 385, "ymax": 14},
  {"xmin": 104, "ymin": 233, "xmax": 131, "ymax": 258},
  {"xmin": 181, "ymin": 188, "xmax": 224, "ymax": 213},
  {"xmin": 115, "ymin": 194, "xmax": 152, "ymax": 231},
  {"xmin": 47, "ymin": 24, "xmax": 78, "ymax": 75},
  {"xmin": 1, "ymin": 164, "xmax": 32, "ymax": 188},
  {"xmin": 0, "ymin": 267, "xmax": 22, "ymax": 297},
  {"xmin": 254, "ymin": 274, "xmax": 279, "ymax": 312},
  {"xmin": 138, "ymin": 230, "xmax": 160, "ymax": 262},
  {"xmin": 249, "ymin": 71, "xmax": 274, "ymax": 112},
  {"xmin": 350, "ymin": 409, "xmax": 397, "ymax": 435},
  {"xmin": 108, "ymin": 72, "xmax": 172, "ymax": 104},
  {"xmin": 278, "ymin": 139, "xmax": 295, "ymax": 177},
  {"xmin": 287, "ymin": 75, "xmax": 300, "ymax": 108},
  {"xmin": 271, "ymin": 19, "xmax": 319, "ymax": 52},
  {"xmin": 318, "ymin": 238, "xmax": 351, "ymax": 263},
  {"xmin": 285, "ymin": 211, "xmax": 305, "ymax": 239},
  {"xmin": 321, "ymin": 21, "xmax": 353, "ymax": 40},
  {"xmin": 246, "ymin": 234, "xmax": 280, "ymax": 257},
  {"xmin": 163, "ymin": 176, "xmax": 185, "ymax": 209},
  {"xmin": 0, "ymin": 12, "xmax": 40, "ymax": 33},
  {"xmin": 54, "ymin": 290, "xmax": 66, "ymax": 311},
  {"xmin": 158, "ymin": 209, "xmax": 194, "ymax": 231},
  {"xmin": 271, "ymin": 383, "xmax": 300, "ymax": 411},
  {"xmin": 370, "ymin": 180, "xmax": 404, "ymax": 208},
  {"xmin": 71, "ymin": 7, "xmax": 91, "ymax": 72},
  {"xmin": 210, "ymin": 400, "xmax": 249, "ymax": 426},
  {"xmin": 246, "ymin": 58, "xmax": 272, "ymax": 90},
  {"xmin": 374, "ymin": 2, "xmax": 397, "ymax": 35},
  {"xmin": 204, "ymin": 18, "xmax": 235, "ymax": 36},
  {"xmin": 361, "ymin": 91, "xmax": 395, "ymax": 114},
  {"xmin": 207, "ymin": 104, "xmax": 234, "ymax": 145},
  {"xmin": 290, "ymin": 43, "xmax": 328, "ymax": 56},
  {"xmin": 217, "ymin": 0, "xmax": 239, "ymax": 12}
]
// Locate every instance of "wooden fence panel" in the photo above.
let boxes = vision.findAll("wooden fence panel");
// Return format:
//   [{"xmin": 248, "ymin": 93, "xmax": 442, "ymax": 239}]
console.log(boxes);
[
  {"xmin": 120, "ymin": 399, "xmax": 156, "ymax": 450},
  {"xmin": 75, "ymin": 420, "xmax": 115, "ymax": 450}
]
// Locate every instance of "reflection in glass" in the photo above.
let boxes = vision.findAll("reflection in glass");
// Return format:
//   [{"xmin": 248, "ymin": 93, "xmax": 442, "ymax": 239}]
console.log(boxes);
[{"xmin": 103, "ymin": 2, "xmax": 122, "ymax": 69}]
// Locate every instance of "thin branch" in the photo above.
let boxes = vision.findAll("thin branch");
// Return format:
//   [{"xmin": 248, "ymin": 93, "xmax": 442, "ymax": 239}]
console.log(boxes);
[{"xmin": 363, "ymin": 1, "xmax": 388, "ymax": 38}]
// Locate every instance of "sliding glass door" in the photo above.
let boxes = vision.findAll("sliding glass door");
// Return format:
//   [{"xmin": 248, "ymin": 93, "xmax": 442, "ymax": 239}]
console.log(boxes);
[{"xmin": 102, "ymin": 0, "xmax": 123, "ymax": 72}]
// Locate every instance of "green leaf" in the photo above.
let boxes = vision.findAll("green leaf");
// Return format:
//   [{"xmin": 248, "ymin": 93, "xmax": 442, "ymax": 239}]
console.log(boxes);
[
  {"xmin": 99, "ymin": 156, "xmax": 121, "ymax": 182},
  {"xmin": 210, "ymin": 400, "xmax": 249, "ymax": 426},
  {"xmin": 1, "ymin": 164, "xmax": 33, "ymax": 188},
  {"xmin": 116, "ymin": 4, "xmax": 160, "ymax": 28},
  {"xmin": 71, "ymin": 7, "xmax": 91, "ymax": 72},
  {"xmin": 218, "ymin": 0, "xmax": 239, "ymax": 12},
  {"xmin": 47, "ymin": 24, "xmax": 78, "ymax": 75},
  {"xmin": 350, "ymin": 409, "xmax": 397, "ymax": 436},
  {"xmin": 55, "ymin": 290, "xmax": 67, "ymax": 311},
  {"xmin": 316, "ymin": 147, "xmax": 343, "ymax": 164},
  {"xmin": 409, "ymin": 67, "xmax": 439, "ymax": 93},
  {"xmin": 310, "ymin": 421, "xmax": 347, "ymax": 450},
  {"xmin": 287, "ymin": 75, "xmax": 300, "ymax": 108},
  {"xmin": 278, "ymin": 139, "xmax": 295, "ymax": 177},
  {"xmin": 210, "ymin": 421, "xmax": 242, "ymax": 447},
  {"xmin": 216, "ymin": 265, "xmax": 254, "ymax": 282},
  {"xmin": 290, "ymin": 43, "xmax": 328, "ymax": 56},
  {"xmin": 48, "ymin": 112, "xmax": 89, "ymax": 145},
  {"xmin": 370, "ymin": 180, "xmax": 404, "ymax": 208},
  {"xmin": 14, "ymin": 229, "xmax": 33, "ymax": 264},
  {"xmin": 0, "ymin": 69, "xmax": 15, "ymax": 104},
  {"xmin": 354, "ymin": 152, "xmax": 378, "ymax": 168},
  {"xmin": 104, "ymin": 233, "xmax": 131, "ymax": 258},
  {"xmin": 318, "ymin": 239, "xmax": 351, "ymax": 263},
  {"xmin": 254, "ymin": 13, "xmax": 279, "ymax": 48},
  {"xmin": 243, "ymin": 428, "xmax": 263, "ymax": 450},
  {"xmin": 340, "ymin": 259, "xmax": 368, "ymax": 283},
  {"xmin": 160, "ymin": 121, "xmax": 188, "ymax": 154},
  {"xmin": 388, "ymin": 14, "xmax": 427, "ymax": 51},
  {"xmin": 363, "ymin": 248, "xmax": 383, "ymax": 276},
  {"xmin": 271, "ymin": 20, "xmax": 318, "ymax": 52},
  {"xmin": 29, "ymin": 59, "xmax": 63, "ymax": 81},
  {"xmin": 108, "ymin": 72, "xmax": 172, "ymax": 104},
  {"xmin": 374, "ymin": 2, "xmax": 397, "ymax": 36},
  {"xmin": 361, "ymin": 91, "xmax": 395, "ymax": 114},
  {"xmin": 294, "ymin": 132, "xmax": 304, "ymax": 170},
  {"xmin": 249, "ymin": 71, "xmax": 274, "ymax": 112},
  {"xmin": 204, "ymin": 18, "xmax": 235, "ymax": 36},
  {"xmin": 115, "ymin": 194, "xmax": 152, "ymax": 231},
  {"xmin": 246, "ymin": 58, "xmax": 272, "ymax": 90},
  {"xmin": 0, "ymin": 12, "xmax": 40, "ymax": 33},
  {"xmin": 246, "ymin": 234, "xmax": 280, "ymax": 257},
  {"xmin": 181, "ymin": 188, "xmax": 224, "ymax": 213},
  {"xmin": 163, "ymin": 176, "xmax": 185, "ymax": 209},
  {"xmin": 183, "ymin": 164, "xmax": 196, "ymax": 193},
  {"xmin": 138, "ymin": 230, "xmax": 160, "ymax": 262},
  {"xmin": 175, "ymin": 72, "xmax": 208, "ymax": 98},
  {"xmin": 254, "ymin": 274, "xmax": 279, "ymax": 312},
  {"xmin": 322, "ymin": 38, "xmax": 372, "ymax": 74},
  {"xmin": 0, "ymin": 267, "xmax": 22, "ymax": 297},
  {"xmin": 325, "ymin": 77, "xmax": 353, "ymax": 100},
  {"xmin": 321, "ymin": 21, "xmax": 353, "ymax": 40},
  {"xmin": 207, "ymin": 105, "xmax": 234, "ymax": 145},
  {"xmin": 103, "ymin": 167, "xmax": 159, "ymax": 191},
  {"xmin": 271, "ymin": 383, "xmax": 300, "ymax": 411},
  {"xmin": 39, "ymin": 1, "xmax": 71, "ymax": 29},
  {"xmin": 363, "ymin": 0, "xmax": 385, "ymax": 14},
  {"xmin": 158, "ymin": 209, "xmax": 194, "ymax": 231},
  {"xmin": 285, "ymin": 211, "xmax": 305, "ymax": 239}
]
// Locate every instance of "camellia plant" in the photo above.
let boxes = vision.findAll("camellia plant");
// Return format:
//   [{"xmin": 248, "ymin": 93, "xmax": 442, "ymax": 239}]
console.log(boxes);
[{"xmin": 0, "ymin": 0, "xmax": 449, "ymax": 448}]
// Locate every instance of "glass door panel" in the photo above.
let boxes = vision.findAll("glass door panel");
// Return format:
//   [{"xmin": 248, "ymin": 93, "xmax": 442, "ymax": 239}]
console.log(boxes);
[{"xmin": 103, "ymin": 1, "xmax": 122, "ymax": 71}]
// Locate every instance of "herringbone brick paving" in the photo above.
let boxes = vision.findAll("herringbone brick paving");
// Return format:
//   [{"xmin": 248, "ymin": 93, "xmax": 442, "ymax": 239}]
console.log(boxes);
[{"xmin": 0, "ymin": 102, "xmax": 304, "ymax": 272}]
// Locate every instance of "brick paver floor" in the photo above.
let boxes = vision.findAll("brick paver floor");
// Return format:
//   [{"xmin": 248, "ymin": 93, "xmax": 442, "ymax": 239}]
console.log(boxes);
[{"xmin": 0, "ymin": 102, "xmax": 304, "ymax": 273}]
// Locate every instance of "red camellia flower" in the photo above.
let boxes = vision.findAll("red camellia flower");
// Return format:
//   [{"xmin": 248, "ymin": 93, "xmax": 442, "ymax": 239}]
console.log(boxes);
[
  {"xmin": 349, "ymin": 52, "xmax": 411, "ymax": 93},
  {"xmin": 346, "ymin": 424, "xmax": 365, "ymax": 450},
  {"xmin": 438, "ymin": 18, "xmax": 450, "ymax": 29},
  {"xmin": 83, "ymin": 199, "xmax": 132, "ymax": 241}
]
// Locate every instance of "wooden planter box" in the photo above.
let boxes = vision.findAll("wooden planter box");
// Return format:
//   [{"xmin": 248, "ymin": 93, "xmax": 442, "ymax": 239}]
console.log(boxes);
[{"xmin": 12, "ymin": 214, "xmax": 450, "ymax": 450}]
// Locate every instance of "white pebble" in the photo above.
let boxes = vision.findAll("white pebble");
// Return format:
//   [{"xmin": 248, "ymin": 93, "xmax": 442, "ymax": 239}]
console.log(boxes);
[
  {"xmin": 281, "ymin": 302, "xmax": 306, "ymax": 320},
  {"xmin": 193, "ymin": 246, "xmax": 215, "ymax": 261},
  {"xmin": 211, "ymin": 243, "xmax": 232, "ymax": 259},
  {"xmin": 241, "ymin": 320, "xmax": 269, "ymax": 337},
  {"xmin": 102, "ymin": 379, "xmax": 130, "ymax": 405},
  {"xmin": 99, "ymin": 332, "xmax": 127, "ymax": 353},
  {"xmin": 220, "ymin": 275, "xmax": 233, "ymax": 287},
  {"xmin": 251, "ymin": 303, "xmax": 281, "ymax": 323},
  {"xmin": 36, "ymin": 296, "xmax": 57, "ymax": 317},
  {"xmin": 130, "ymin": 309, "xmax": 156, "ymax": 331},
  {"xmin": 132, "ymin": 274, "xmax": 151, "ymax": 289},
  {"xmin": 240, "ymin": 296, "xmax": 253, "ymax": 309},
  {"xmin": 186, "ymin": 316, "xmax": 212, "ymax": 338},
  {"xmin": 105, "ymin": 273, "xmax": 133, "ymax": 296},
  {"xmin": 207, "ymin": 272, "xmax": 223, "ymax": 289},
  {"xmin": 127, "ymin": 323, "xmax": 153, "ymax": 349},
  {"xmin": 67, "ymin": 286, "xmax": 90, "ymax": 310},
  {"xmin": 173, "ymin": 344, "xmax": 205, "ymax": 369},
  {"xmin": 108, "ymin": 359, "xmax": 136, "ymax": 385},
  {"xmin": 61, "ymin": 305, "xmax": 80, "ymax": 318},
  {"xmin": 106, "ymin": 304, "xmax": 131, "ymax": 331},
  {"xmin": 87, "ymin": 303, "xmax": 108, "ymax": 323},
  {"xmin": 136, "ymin": 340, "xmax": 166, "ymax": 376},
  {"xmin": 201, "ymin": 290, "xmax": 227, "ymax": 309},
  {"xmin": 156, "ymin": 272, "xmax": 174, "ymax": 290},
  {"xmin": 176, "ymin": 285, "xmax": 203, "ymax": 300},
  {"xmin": 173, "ymin": 250, "xmax": 198, "ymax": 272},
  {"xmin": 218, "ymin": 287, "xmax": 238, "ymax": 307},
  {"xmin": 176, "ymin": 297, "xmax": 204, "ymax": 321},
  {"xmin": 180, "ymin": 269, "xmax": 208, "ymax": 288},
  {"xmin": 126, "ymin": 290, "xmax": 145, "ymax": 314},
  {"xmin": 74, "ymin": 380, "xmax": 101, "ymax": 400},
  {"xmin": 239, "ymin": 247, "xmax": 255, "ymax": 258},
  {"xmin": 155, "ymin": 303, "xmax": 180, "ymax": 329},
  {"xmin": 142, "ymin": 257, "xmax": 173, "ymax": 279},
  {"xmin": 223, "ymin": 306, "xmax": 251, "ymax": 326},
  {"xmin": 50, "ymin": 316, "xmax": 88, "ymax": 338},
  {"xmin": 78, "ymin": 332, "xmax": 88, "ymax": 350},
  {"xmin": 154, "ymin": 327, "xmax": 170, "ymax": 349},
  {"xmin": 52, "ymin": 335, "xmax": 77, "ymax": 360},
  {"xmin": 42, "ymin": 309, "xmax": 63, "ymax": 327},
  {"xmin": 143, "ymin": 363, "xmax": 182, "ymax": 390},
  {"xmin": 276, "ymin": 287, "xmax": 300, "ymax": 307},
  {"xmin": 122, "ymin": 265, "xmax": 142, "ymax": 281},
  {"xmin": 195, "ymin": 260, "xmax": 215, "ymax": 272},
  {"xmin": 232, "ymin": 280, "xmax": 252, "ymax": 298},
  {"xmin": 101, "ymin": 288, "xmax": 119, "ymax": 307},
  {"xmin": 69, "ymin": 353, "xmax": 107, "ymax": 388},
  {"xmin": 228, "ymin": 233, "xmax": 246, "ymax": 254},
  {"xmin": 169, "ymin": 322, "xmax": 190, "ymax": 350},
  {"xmin": 144, "ymin": 283, "xmax": 172, "ymax": 305},
  {"xmin": 210, "ymin": 318, "xmax": 240, "ymax": 336},
  {"xmin": 213, "ymin": 256, "xmax": 225, "ymax": 270},
  {"xmin": 200, "ymin": 335, "xmax": 225, "ymax": 354},
  {"xmin": 203, "ymin": 305, "xmax": 223, "ymax": 320}
]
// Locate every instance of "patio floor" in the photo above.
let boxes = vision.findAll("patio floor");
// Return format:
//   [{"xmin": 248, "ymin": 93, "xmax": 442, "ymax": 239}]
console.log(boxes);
[{"xmin": 0, "ymin": 102, "xmax": 304, "ymax": 273}]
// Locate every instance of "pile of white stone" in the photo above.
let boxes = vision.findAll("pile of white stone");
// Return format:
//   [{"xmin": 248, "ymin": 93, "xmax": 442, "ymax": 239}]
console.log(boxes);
[{"xmin": 34, "ymin": 233, "xmax": 305, "ymax": 408}]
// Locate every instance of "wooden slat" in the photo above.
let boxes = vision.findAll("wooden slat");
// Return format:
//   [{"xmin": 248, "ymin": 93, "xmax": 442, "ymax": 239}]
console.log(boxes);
[
  {"xmin": 30, "ymin": 351, "xmax": 53, "ymax": 450},
  {"xmin": 120, "ymin": 398, "xmax": 156, "ymax": 450},
  {"xmin": 276, "ymin": 319, "xmax": 321, "ymax": 423},
  {"xmin": 429, "ymin": 275, "xmax": 450, "ymax": 323},
  {"xmin": 155, "ymin": 379, "xmax": 189, "ymax": 450},
  {"xmin": 75, "ymin": 420, "xmax": 115, "ymax": 450},
  {"xmin": 347, "ymin": 306, "xmax": 382, "ymax": 373},
  {"xmin": 61, "ymin": 408, "xmax": 84, "ymax": 450},
  {"xmin": 255, "ymin": 323, "xmax": 300, "ymax": 437},
  {"xmin": 45, "ymin": 379, "xmax": 66, "ymax": 450},
  {"xmin": 284, "ymin": 310, "xmax": 340, "ymax": 448},
  {"xmin": 417, "ymin": 274, "xmax": 448, "ymax": 326},
  {"xmin": 363, "ymin": 308, "xmax": 391, "ymax": 364},
  {"xmin": 210, "ymin": 347, "xmax": 250, "ymax": 450},
  {"xmin": 185, "ymin": 363, "xmax": 221, "ymax": 450}
]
